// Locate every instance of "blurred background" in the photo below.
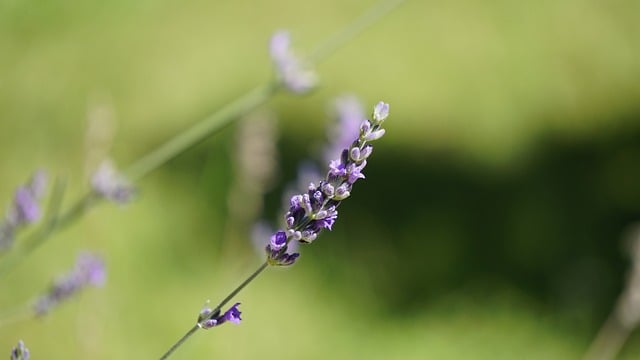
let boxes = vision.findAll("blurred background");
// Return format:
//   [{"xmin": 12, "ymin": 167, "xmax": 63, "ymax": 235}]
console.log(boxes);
[{"xmin": 1, "ymin": 0, "xmax": 640, "ymax": 358}]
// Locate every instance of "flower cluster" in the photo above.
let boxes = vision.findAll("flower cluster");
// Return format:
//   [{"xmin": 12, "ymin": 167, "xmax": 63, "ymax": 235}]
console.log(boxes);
[
  {"xmin": 197, "ymin": 302, "xmax": 242, "ymax": 329},
  {"xmin": 91, "ymin": 159, "xmax": 135, "ymax": 204},
  {"xmin": 269, "ymin": 30, "xmax": 317, "ymax": 94},
  {"xmin": 0, "ymin": 171, "xmax": 47, "ymax": 250},
  {"xmin": 34, "ymin": 252, "xmax": 106, "ymax": 316},
  {"xmin": 10, "ymin": 340, "xmax": 29, "ymax": 360},
  {"xmin": 266, "ymin": 101, "xmax": 389, "ymax": 266}
]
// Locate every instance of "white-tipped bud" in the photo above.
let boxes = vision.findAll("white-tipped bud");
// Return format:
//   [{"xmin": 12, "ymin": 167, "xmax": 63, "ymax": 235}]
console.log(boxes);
[
  {"xmin": 287, "ymin": 229, "xmax": 302, "ymax": 242},
  {"xmin": 321, "ymin": 182, "xmax": 335, "ymax": 197},
  {"xmin": 300, "ymin": 230, "xmax": 317, "ymax": 243},
  {"xmin": 349, "ymin": 147, "xmax": 361, "ymax": 162},
  {"xmin": 333, "ymin": 184, "xmax": 351, "ymax": 200},
  {"xmin": 314, "ymin": 210, "xmax": 329, "ymax": 220},
  {"xmin": 364, "ymin": 128, "xmax": 385, "ymax": 142},
  {"xmin": 373, "ymin": 101, "xmax": 389, "ymax": 123},
  {"xmin": 359, "ymin": 120, "xmax": 372, "ymax": 138}
]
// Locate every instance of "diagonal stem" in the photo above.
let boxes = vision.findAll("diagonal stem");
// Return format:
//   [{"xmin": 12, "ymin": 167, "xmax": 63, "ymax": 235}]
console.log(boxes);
[
  {"xmin": 158, "ymin": 262, "xmax": 269, "ymax": 360},
  {"xmin": 125, "ymin": 84, "xmax": 279, "ymax": 182}
]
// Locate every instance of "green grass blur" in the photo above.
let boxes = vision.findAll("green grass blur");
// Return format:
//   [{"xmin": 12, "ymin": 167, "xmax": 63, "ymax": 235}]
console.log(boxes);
[{"xmin": 1, "ymin": 0, "xmax": 640, "ymax": 358}]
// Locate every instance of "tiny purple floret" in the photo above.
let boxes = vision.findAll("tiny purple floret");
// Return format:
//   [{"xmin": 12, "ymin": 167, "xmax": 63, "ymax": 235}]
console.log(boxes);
[
  {"xmin": 33, "ymin": 252, "xmax": 106, "ymax": 316},
  {"xmin": 10, "ymin": 340, "xmax": 29, "ymax": 360},
  {"xmin": 198, "ymin": 303, "xmax": 243, "ymax": 329}
]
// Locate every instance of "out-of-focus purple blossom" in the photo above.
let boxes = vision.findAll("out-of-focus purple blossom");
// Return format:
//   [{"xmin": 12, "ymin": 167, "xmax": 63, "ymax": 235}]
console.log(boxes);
[
  {"xmin": 0, "ymin": 171, "xmax": 48, "ymax": 251},
  {"xmin": 269, "ymin": 30, "xmax": 317, "ymax": 94},
  {"xmin": 197, "ymin": 302, "xmax": 242, "ymax": 329},
  {"xmin": 266, "ymin": 102, "xmax": 389, "ymax": 265},
  {"xmin": 33, "ymin": 252, "xmax": 106, "ymax": 316},
  {"xmin": 91, "ymin": 159, "xmax": 135, "ymax": 204},
  {"xmin": 324, "ymin": 96, "xmax": 365, "ymax": 163},
  {"xmin": 10, "ymin": 340, "xmax": 29, "ymax": 360}
]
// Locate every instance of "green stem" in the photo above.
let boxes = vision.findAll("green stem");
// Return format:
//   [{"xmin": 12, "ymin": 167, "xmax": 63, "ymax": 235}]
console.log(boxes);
[
  {"xmin": 307, "ymin": 0, "xmax": 406, "ymax": 64},
  {"xmin": 159, "ymin": 262, "xmax": 269, "ymax": 360},
  {"xmin": 125, "ymin": 83, "xmax": 279, "ymax": 182},
  {"xmin": 583, "ymin": 312, "xmax": 632, "ymax": 360}
]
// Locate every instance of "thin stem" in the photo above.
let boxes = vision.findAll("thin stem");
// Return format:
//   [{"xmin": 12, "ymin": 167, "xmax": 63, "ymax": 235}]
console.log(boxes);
[
  {"xmin": 307, "ymin": 0, "xmax": 406, "ymax": 64},
  {"xmin": 159, "ymin": 262, "xmax": 269, "ymax": 360},
  {"xmin": 583, "ymin": 313, "xmax": 632, "ymax": 360},
  {"xmin": 158, "ymin": 325, "xmax": 199, "ymax": 360},
  {"xmin": 125, "ymin": 84, "xmax": 278, "ymax": 182}
]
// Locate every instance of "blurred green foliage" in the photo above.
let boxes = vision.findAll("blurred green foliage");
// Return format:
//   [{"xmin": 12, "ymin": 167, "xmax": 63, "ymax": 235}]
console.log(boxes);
[{"xmin": 1, "ymin": 0, "xmax": 640, "ymax": 358}]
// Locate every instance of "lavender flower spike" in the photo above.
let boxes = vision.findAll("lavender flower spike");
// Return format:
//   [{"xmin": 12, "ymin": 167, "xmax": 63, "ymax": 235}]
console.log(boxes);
[
  {"xmin": 34, "ymin": 252, "xmax": 106, "ymax": 316},
  {"xmin": 91, "ymin": 159, "xmax": 135, "ymax": 204},
  {"xmin": 0, "ymin": 170, "xmax": 48, "ymax": 250},
  {"xmin": 10, "ymin": 340, "xmax": 29, "ymax": 360},
  {"xmin": 269, "ymin": 30, "xmax": 317, "ymax": 94},
  {"xmin": 197, "ymin": 302, "xmax": 242, "ymax": 329},
  {"xmin": 267, "ymin": 101, "xmax": 389, "ymax": 265}
]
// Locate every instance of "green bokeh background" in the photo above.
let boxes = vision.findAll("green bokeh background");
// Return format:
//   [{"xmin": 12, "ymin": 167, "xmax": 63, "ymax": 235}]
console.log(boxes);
[{"xmin": 2, "ymin": 0, "xmax": 640, "ymax": 358}]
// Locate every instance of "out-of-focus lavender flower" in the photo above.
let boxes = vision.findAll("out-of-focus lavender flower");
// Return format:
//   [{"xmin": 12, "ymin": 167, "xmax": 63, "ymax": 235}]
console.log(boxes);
[
  {"xmin": 34, "ymin": 252, "xmax": 106, "ymax": 316},
  {"xmin": 197, "ymin": 302, "xmax": 242, "ymax": 329},
  {"xmin": 10, "ymin": 340, "xmax": 29, "ymax": 360},
  {"xmin": 266, "ymin": 102, "xmax": 389, "ymax": 266},
  {"xmin": 228, "ymin": 112, "xmax": 279, "ymax": 228},
  {"xmin": 0, "ymin": 170, "xmax": 48, "ymax": 250},
  {"xmin": 324, "ymin": 95, "xmax": 365, "ymax": 164},
  {"xmin": 91, "ymin": 159, "xmax": 135, "ymax": 204},
  {"xmin": 269, "ymin": 30, "xmax": 317, "ymax": 94}
]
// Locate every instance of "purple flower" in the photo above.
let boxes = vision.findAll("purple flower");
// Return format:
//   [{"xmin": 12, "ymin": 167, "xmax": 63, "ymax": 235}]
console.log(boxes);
[
  {"xmin": 266, "ymin": 230, "xmax": 300, "ymax": 266},
  {"xmin": 91, "ymin": 159, "xmax": 135, "ymax": 204},
  {"xmin": 198, "ymin": 302, "xmax": 243, "ymax": 329},
  {"xmin": 324, "ymin": 96, "xmax": 365, "ymax": 163},
  {"xmin": 13, "ymin": 187, "xmax": 40, "ymax": 223},
  {"xmin": 269, "ymin": 30, "xmax": 317, "ymax": 94},
  {"xmin": 1, "ymin": 170, "xmax": 48, "ymax": 250},
  {"xmin": 34, "ymin": 252, "xmax": 106, "ymax": 316},
  {"xmin": 266, "ymin": 101, "xmax": 389, "ymax": 261},
  {"xmin": 224, "ymin": 303, "xmax": 242, "ymax": 324},
  {"xmin": 10, "ymin": 340, "xmax": 29, "ymax": 360}
]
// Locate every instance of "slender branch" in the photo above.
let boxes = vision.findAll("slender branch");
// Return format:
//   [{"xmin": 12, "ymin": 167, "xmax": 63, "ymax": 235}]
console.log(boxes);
[
  {"xmin": 158, "ymin": 262, "xmax": 269, "ymax": 360},
  {"xmin": 158, "ymin": 325, "xmax": 199, "ymax": 360},
  {"xmin": 583, "ymin": 312, "xmax": 633, "ymax": 360},
  {"xmin": 307, "ymin": 0, "xmax": 406, "ymax": 64},
  {"xmin": 125, "ymin": 83, "xmax": 279, "ymax": 182}
]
